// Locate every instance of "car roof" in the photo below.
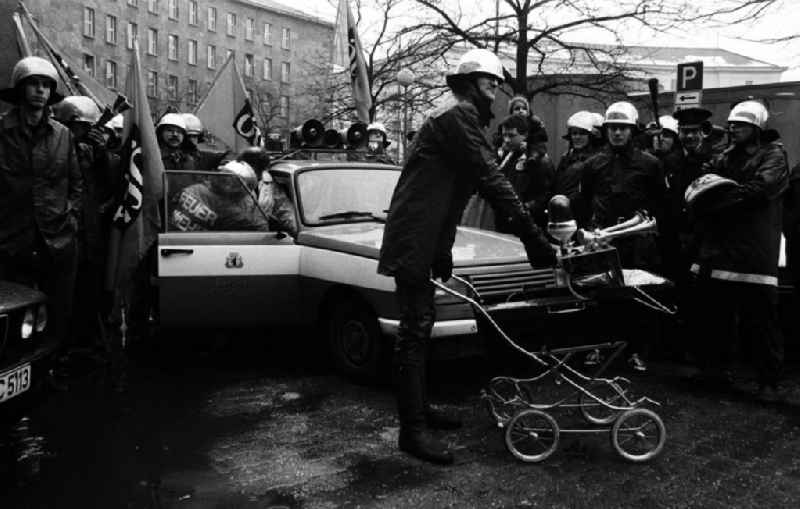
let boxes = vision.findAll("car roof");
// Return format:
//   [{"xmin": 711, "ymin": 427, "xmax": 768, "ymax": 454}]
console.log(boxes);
[{"xmin": 269, "ymin": 160, "xmax": 400, "ymax": 176}]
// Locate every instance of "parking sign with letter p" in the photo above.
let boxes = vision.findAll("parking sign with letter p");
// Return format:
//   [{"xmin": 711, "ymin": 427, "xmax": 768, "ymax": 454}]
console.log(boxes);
[{"xmin": 677, "ymin": 61, "xmax": 703, "ymax": 91}]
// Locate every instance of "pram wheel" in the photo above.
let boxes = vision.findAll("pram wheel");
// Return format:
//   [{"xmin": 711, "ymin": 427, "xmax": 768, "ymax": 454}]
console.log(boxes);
[
  {"xmin": 504, "ymin": 409, "xmax": 560, "ymax": 463},
  {"xmin": 578, "ymin": 379, "xmax": 631, "ymax": 425},
  {"xmin": 610, "ymin": 408, "xmax": 666, "ymax": 462},
  {"xmin": 484, "ymin": 378, "xmax": 524, "ymax": 426}
]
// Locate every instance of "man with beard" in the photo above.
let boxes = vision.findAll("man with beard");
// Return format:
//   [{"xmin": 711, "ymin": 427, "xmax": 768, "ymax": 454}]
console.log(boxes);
[
  {"xmin": 686, "ymin": 100, "xmax": 788, "ymax": 401},
  {"xmin": 379, "ymin": 49, "xmax": 556, "ymax": 465}
]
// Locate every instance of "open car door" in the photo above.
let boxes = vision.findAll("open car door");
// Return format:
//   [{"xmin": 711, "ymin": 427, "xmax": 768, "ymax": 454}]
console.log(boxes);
[{"xmin": 157, "ymin": 171, "xmax": 301, "ymax": 328}]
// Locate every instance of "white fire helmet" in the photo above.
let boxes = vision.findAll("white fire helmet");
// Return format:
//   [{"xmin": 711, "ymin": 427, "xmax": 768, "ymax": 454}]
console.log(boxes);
[
  {"xmin": 727, "ymin": 100, "xmax": 768, "ymax": 129},
  {"xmin": 220, "ymin": 160, "xmax": 257, "ymax": 191},
  {"xmin": 53, "ymin": 95, "xmax": 102, "ymax": 124},
  {"xmin": 367, "ymin": 122, "xmax": 387, "ymax": 137},
  {"xmin": 566, "ymin": 111, "xmax": 595, "ymax": 133},
  {"xmin": 658, "ymin": 115, "xmax": 679, "ymax": 136},
  {"xmin": 447, "ymin": 49, "xmax": 504, "ymax": 82},
  {"xmin": 106, "ymin": 113, "xmax": 124, "ymax": 131},
  {"xmin": 0, "ymin": 56, "xmax": 63, "ymax": 105},
  {"xmin": 182, "ymin": 113, "xmax": 204, "ymax": 136},
  {"xmin": 684, "ymin": 173, "xmax": 738, "ymax": 206},
  {"xmin": 156, "ymin": 113, "xmax": 187, "ymax": 133},
  {"xmin": 603, "ymin": 102, "xmax": 639, "ymax": 126}
]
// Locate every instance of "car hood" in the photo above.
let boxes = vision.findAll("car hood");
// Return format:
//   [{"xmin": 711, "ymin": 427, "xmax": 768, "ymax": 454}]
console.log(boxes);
[
  {"xmin": 0, "ymin": 281, "xmax": 46, "ymax": 314},
  {"xmin": 297, "ymin": 223, "xmax": 528, "ymax": 266}
]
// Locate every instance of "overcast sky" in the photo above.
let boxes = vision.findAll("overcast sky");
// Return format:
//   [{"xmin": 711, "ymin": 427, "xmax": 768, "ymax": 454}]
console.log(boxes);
[{"xmin": 278, "ymin": 0, "xmax": 800, "ymax": 79}]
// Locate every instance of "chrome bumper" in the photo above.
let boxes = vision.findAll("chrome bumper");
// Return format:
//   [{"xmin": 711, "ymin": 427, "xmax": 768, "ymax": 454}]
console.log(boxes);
[{"xmin": 378, "ymin": 318, "xmax": 478, "ymax": 338}]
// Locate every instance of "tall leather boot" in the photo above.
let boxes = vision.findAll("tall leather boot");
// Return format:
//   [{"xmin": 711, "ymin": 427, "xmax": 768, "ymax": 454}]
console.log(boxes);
[
  {"xmin": 421, "ymin": 362, "xmax": 462, "ymax": 430},
  {"xmin": 397, "ymin": 363, "xmax": 453, "ymax": 465}
]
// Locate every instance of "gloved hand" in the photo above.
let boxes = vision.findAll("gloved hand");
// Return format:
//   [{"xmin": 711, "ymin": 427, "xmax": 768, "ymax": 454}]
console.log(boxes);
[
  {"xmin": 521, "ymin": 230, "xmax": 557, "ymax": 268},
  {"xmin": 432, "ymin": 256, "xmax": 453, "ymax": 282},
  {"xmin": 85, "ymin": 126, "xmax": 108, "ymax": 148}
]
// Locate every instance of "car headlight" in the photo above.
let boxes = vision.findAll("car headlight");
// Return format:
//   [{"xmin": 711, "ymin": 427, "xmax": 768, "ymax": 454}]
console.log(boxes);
[
  {"xmin": 21, "ymin": 307, "xmax": 35, "ymax": 339},
  {"xmin": 35, "ymin": 304, "xmax": 48, "ymax": 333}
]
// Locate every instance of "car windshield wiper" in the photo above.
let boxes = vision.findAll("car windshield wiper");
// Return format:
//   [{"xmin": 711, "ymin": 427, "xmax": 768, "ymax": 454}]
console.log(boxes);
[{"xmin": 318, "ymin": 211, "xmax": 386, "ymax": 222}]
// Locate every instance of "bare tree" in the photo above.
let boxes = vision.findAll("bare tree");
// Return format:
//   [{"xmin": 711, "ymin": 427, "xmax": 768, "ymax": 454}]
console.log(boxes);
[{"xmin": 407, "ymin": 0, "xmax": 763, "ymax": 99}]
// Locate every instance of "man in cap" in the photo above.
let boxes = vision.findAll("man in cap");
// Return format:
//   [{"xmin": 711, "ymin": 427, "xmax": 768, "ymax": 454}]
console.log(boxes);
[
  {"xmin": 0, "ymin": 56, "xmax": 82, "ymax": 347},
  {"xmin": 236, "ymin": 146, "xmax": 297, "ymax": 235},
  {"xmin": 686, "ymin": 100, "xmax": 788, "ymax": 401},
  {"xmin": 379, "ymin": 48, "xmax": 556, "ymax": 465},
  {"xmin": 365, "ymin": 122, "xmax": 396, "ymax": 164},
  {"xmin": 553, "ymin": 110, "xmax": 602, "ymax": 224},
  {"xmin": 181, "ymin": 112, "xmax": 228, "ymax": 171}
]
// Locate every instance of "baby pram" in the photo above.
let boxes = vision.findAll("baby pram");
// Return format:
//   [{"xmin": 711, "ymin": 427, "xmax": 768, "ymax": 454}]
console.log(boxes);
[{"xmin": 431, "ymin": 219, "xmax": 675, "ymax": 463}]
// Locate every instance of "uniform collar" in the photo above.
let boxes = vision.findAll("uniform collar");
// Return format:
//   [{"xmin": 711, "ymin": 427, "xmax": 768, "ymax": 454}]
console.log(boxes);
[{"xmin": 1, "ymin": 106, "xmax": 55, "ymax": 133}]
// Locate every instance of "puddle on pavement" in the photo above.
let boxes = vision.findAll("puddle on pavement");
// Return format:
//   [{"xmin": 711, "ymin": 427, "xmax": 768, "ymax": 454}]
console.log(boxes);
[{"xmin": 0, "ymin": 416, "xmax": 53, "ymax": 487}]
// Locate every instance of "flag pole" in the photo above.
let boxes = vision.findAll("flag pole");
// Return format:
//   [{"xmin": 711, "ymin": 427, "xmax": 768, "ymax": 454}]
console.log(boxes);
[{"xmin": 12, "ymin": 12, "xmax": 32, "ymax": 57}]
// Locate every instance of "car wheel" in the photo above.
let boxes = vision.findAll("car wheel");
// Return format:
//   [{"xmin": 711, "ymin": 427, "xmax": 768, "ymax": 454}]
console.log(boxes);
[{"xmin": 327, "ymin": 299, "xmax": 386, "ymax": 381}]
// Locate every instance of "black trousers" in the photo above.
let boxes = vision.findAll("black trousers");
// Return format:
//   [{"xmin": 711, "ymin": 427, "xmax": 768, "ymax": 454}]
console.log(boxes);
[
  {"xmin": 0, "ymin": 240, "xmax": 78, "ymax": 347},
  {"xmin": 688, "ymin": 275, "xmax": 784, "ymax": 386},
  {"xmin": 393, "ymin": 278, "xmax": 436, "ymax": 434}
]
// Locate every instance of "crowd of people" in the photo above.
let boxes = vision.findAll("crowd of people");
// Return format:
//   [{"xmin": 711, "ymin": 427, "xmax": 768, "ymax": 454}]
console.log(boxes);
[
  {"xmin": 381, "ymin": 47, "xmax": 800, "ymax": 465},
  {"xmin": 0, "ymin": 56, "xmax": 295, "ymax": 362}
]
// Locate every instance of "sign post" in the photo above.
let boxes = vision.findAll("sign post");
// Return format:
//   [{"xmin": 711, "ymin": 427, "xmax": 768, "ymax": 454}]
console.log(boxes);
[{"xmin": 675, "ymin": 61, "xmax": 704, "ymax": 111}]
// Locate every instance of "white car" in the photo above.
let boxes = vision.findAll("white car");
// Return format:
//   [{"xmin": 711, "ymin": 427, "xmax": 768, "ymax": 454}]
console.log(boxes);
[{"xmin": 157, "ymin": 161, "xmax": 669, "ymax": 379}]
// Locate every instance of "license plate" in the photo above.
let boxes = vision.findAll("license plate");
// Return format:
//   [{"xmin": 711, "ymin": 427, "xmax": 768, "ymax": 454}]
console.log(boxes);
[{"xmin": 0, "ymin": 363, "xmax": 32, "ymax": 403}]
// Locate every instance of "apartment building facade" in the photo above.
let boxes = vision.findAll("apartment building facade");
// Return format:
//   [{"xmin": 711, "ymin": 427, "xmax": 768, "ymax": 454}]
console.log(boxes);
[{"xmin": 1, "ymin": 0, "xmax": 334, "ymax": 129}]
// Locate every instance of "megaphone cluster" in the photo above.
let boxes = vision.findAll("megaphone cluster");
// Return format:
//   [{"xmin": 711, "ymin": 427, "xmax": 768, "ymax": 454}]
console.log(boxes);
[{"xmin": 289, "ymin": 119, "xmax": 369, "ymax": 150}]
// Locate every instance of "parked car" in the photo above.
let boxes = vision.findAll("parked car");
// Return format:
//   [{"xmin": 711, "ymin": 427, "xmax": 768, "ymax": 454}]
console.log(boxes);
[
  {"xmin": 156, "ymin": 161, "xmax": 674, "ymax": 379},
  {"xmin": 0, "ymin": 281, "xmax": 53, "ymax": 408}
]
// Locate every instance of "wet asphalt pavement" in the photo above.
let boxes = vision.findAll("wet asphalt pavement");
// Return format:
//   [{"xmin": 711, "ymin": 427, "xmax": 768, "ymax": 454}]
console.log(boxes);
[{"xmin": 2, "ymin": 331, "xmax": 800, "ymax": 509}]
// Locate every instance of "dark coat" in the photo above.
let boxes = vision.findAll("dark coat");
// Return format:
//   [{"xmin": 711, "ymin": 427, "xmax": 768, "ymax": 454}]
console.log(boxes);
[
  {"xmin": 378, "ymin": 95, "xmax": 554, "ymax": 285},
  {"xmin": 691, "ymin": 142, "xmax": 789, "ymax": 285},
  {"xmin": 554, "ymin": 146, "xmax": 596, "ymax": 223},
  {"xmin": 578, "ymin": 144, "xmax": 665, "ymax": 269},
  {"xmin": 0, "ymin": 107, "xmax": 82, "ymax": 256},
  {"xmin": 495, "ymin": 149, "xmax": 555, "ymax": 232}
]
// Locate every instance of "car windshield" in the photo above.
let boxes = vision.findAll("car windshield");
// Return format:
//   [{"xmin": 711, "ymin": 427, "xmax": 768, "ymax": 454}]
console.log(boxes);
[{"xmin": 296, "ymin": 167, "xmax": 399, "ymax": 225}]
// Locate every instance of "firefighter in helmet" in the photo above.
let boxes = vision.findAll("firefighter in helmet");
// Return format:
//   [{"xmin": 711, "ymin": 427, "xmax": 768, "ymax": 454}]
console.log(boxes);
[
  {"xmin": 379, "ymin": 48, "xmax": 555, "ymax": 465},
  {"xmin": 0, "ymin": 56, "xmax": 82, "ymax": 347},
  {"xmin": 686, "ymin": 100, "xmax": 789, "ymax": 401},
  {"xmin": 366, "ymin": 122, "xmax": 395, "ymax": 164}
]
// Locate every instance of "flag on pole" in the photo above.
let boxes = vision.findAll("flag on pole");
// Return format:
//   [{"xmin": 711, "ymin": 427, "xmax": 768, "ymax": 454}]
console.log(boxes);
[
  {"xmin": 332, "ymin": 0, "xmax": 372, "ymax": 122},
  {"xmin": 194, "ymin": 54, "xmax": 262, "ymax": 152},
  {"xmin": 105, "ymin": 40, "xmax": 164, "ymax": 293}
]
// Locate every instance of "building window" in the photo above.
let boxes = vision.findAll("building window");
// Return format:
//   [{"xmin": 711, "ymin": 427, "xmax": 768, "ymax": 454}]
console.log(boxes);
[
  {"xmin": 245, "ymin": 18, "xmax": 255, "ymax": 41},
  {"xmin": 281, "ymin": 61, "xmax": 290, "ymax": 83},
  {"xmin": 188, "ymin": 79, "xmax": 198, "ymax": 105},
  {"xmin": 167, "ymin": 74, "xmax": 178, "ymax": 101},
  {"xmin": 187, "ymin": 40, "xmax": 197, "ymax": 66},
  {"xmin": 168, "ymin": 0, "xmax": 178, "ymax": 20},
  {"xmin": 147, "ymin": 70, "xmax": 158, "ymax": 97},
  {"xmin": 226, "ymin": 13, "xmax": 237, "ymax": 37},
  {"xmin": 105, "ymin": 60, "xmax": 117, "ymax": 89},
  {"xmin": 83, "ymin": 7, "xmax": 95, "ymax": 38},
  {"xmin": 127, "ymin": 0, "xmax": 138, "ymax": 7},
  {"xmin": 207, "ymin": 45, "xmax": 216, "ymax": 69},
  {"xmin": 244, "ymin": 54, "xmax": 254, "ymax": 77},
  {"xmin": 83, "ymin": 53, "xmax": 95, "ymax": 77},
  {"xmin": 279, "ymin": 95, "xmax": 289, "ymax": 118},
  {"xmin": 126, "ymin": 22, "xmax": 137, "ymax": 50},
  {"xmin": 148, "ymin": 0, "xmax": 158, "ymax": 14},
  {"xmin": 281, "ymin": 27, "xmax": 290, "ymax": 49},
  {"xmin": 106, "ymin": 15, "xmax": 117, "ymax": 44},
  {"xmin": 168, "ymin": 34, "xmax": 178, "ymax": 61},
  {"xmin": 188, "ymin": 1, "xmax": 198, "ymax": 25},
  {"xmin": 147, "ymin": 28, "xmax": 158, "ymax": 55},
  {"xmin": 263, "ymin": 23, "xmax": 272, "ymax": 45},
  {"xmin": 262, "ymin": 58, "xmax": 272, "ymax": 80},
  {"xmin": 207, "ymin": 7, "xmax": 216, "ymax": 31}
]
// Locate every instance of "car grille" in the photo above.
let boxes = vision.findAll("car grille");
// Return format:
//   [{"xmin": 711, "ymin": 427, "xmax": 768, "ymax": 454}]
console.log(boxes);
[{"xmin": 466, "ymin": 266, "xmax": 556, "ymax": 303}]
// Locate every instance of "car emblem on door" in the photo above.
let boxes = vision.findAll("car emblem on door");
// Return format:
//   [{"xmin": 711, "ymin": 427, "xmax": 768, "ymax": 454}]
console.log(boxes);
[{"xmin": 225, "ymin": 252, "xmax": 244, "ymax": 269}]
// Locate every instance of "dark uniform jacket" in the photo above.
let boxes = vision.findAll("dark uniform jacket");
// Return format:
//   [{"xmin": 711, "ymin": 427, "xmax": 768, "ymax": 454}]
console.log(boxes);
[
  {"xmin": 379, "ymin": 94, "xmax": 554, "ymax": 285},
  {"xmin": 554, "ymin": 146, "xmax": 596, "ymax": 224},
  {"xmin": 691, "ymin": 142, "xmax": 789, "ymax": 285},
  {"xmin": 495, "ymin": 149, "xmax": 555, "ymax": 232},
  {"xmin": 0, "ymin": 107, "xmax": 82, "ymax": 256},
  {"xmin": 578, "ymin": 144, "xmax": 665, "ymax": 269}
]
